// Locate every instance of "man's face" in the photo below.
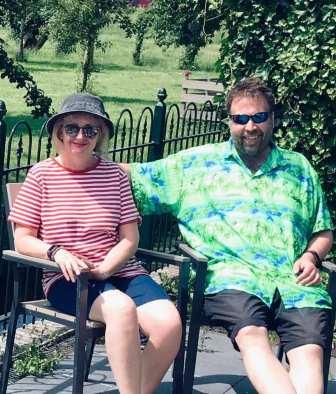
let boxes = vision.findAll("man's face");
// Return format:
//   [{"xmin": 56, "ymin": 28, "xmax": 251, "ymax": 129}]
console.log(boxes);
[{"xmin": 229, "ymin": 95, "xmax": 274, "ymax": 160}]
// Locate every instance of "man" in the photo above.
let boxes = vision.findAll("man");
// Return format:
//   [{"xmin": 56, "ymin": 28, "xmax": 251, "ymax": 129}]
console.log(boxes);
[{"xmin": 122, "ymin": 78, "xmax": 333, "ymax": 394}]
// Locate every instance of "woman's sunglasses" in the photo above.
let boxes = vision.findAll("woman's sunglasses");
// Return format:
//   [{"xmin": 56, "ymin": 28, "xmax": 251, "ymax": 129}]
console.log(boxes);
[
  {"xmin": 63, "ymin": 124, "xmax": 101, "ymax": 139},
  {"xmin": 229, "ymin": 112, "xmax": 269, "ymax": 125}
]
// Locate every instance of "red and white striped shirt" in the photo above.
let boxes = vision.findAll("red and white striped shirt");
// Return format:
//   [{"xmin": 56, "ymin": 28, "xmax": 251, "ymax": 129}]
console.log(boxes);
[{"xmin": 9, "ymin": 157, "xmax": 146, "ymax": 295}]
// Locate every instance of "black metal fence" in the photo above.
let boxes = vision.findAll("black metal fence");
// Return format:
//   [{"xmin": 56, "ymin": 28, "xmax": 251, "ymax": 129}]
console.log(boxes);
[{"xmin": 0, "ymin": 89, "xmax": 228, "ymax": 332}]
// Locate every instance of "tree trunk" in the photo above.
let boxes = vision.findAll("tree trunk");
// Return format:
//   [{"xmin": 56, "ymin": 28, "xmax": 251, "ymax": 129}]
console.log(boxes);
[
  {"xmin": 18, "ymin": 19, "xmax": 25, "ymax": 62},
  {"xmin": 132, "ymin": 16, "xmax": 149, "ymax": 66},
  {"xmin": 81, "ymin": 37, "xmax": 95, "ymax": 92},
  {"xmin": 179, "ymin": 44, "xmax": 200, "ymax": 70}
]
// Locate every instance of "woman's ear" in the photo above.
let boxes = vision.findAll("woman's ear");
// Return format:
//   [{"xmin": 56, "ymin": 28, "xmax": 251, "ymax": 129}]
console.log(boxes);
[{"xmin": 56, "ymin": 127, "xmax": 64, "ymax": 142}]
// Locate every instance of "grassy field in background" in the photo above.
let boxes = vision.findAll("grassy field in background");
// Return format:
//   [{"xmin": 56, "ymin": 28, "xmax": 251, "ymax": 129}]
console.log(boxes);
[{"xmin": 0, "ymin": 25, "xmax": 221, "ymax": 133}]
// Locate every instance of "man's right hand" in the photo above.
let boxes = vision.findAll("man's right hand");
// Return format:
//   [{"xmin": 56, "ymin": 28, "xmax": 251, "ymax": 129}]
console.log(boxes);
[{"xmin": 293, "ymin": 255, "xmax": 321, "ymax": 286}]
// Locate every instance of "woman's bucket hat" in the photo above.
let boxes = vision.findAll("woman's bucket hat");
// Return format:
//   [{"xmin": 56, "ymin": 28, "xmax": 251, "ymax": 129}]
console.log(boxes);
[{"xmin": 46, "ymin": 93, "xmax": 114, "ymax": 138}]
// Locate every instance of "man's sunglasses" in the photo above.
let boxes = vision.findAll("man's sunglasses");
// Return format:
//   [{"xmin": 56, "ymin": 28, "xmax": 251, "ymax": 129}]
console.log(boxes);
[
  {"xmin": 63, "ymin": 124, "xmax": 101, "ymax": 139},
  {"xmin": 229, "ymin": 112, "xmax": 269, "ymax": 125}
]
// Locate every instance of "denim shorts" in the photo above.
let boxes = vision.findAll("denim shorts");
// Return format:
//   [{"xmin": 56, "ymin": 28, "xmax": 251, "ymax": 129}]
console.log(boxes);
[
  {"xmin": 203, "ymin": 288, "xmax": 332, "ymax": 353},
  {"xmin": 47, "ymin": 274, "xmax": 169, "ymax": 317}
]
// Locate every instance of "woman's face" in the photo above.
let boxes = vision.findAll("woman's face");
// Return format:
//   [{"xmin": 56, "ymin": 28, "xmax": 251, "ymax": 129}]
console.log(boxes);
[{"xmin": 55, "ymin": 113, "xmax": 105, "ymax": 157}]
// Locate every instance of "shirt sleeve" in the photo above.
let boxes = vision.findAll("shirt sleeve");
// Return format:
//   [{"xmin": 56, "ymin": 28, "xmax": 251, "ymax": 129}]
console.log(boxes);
[
  {"xmin": 119, "ymin": 170, "xmax": 141, "ymax": 225},
  {"xmin": 309, "ymin": 164, "xmax": 333, "ymax": 235},
  {"xmin": 8, "ymin": 170, "xmax": 42, "ymax": 229},
  {"xmin": 130, "ymin": 153, "xmax": 183, "ymax": 216}
]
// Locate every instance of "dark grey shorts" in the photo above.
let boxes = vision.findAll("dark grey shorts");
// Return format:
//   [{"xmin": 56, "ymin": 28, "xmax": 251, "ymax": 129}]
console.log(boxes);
[
  {"xmin": 48, "ymin": 274, "xmax": 169, "ymax": 317},
  {"xmin": 203, "ymin": 288, "xmax": 332, "ymax": 353}
]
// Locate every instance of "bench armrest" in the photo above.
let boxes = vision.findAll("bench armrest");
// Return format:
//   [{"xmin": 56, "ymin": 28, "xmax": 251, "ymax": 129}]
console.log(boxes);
[
  {"xmin": 322, "ymin": 260, "xmax": 336, "ymax": 273},
  {"xmin": 136, "ymin": 248, "xmax": 190, "ymax": 265},
  {"xmin": 2, "ymin": 250, "xmax": 61, "ymax": 271},
  {"xmin": 3, "ymin": 248, "xmax": 191, "ymax": 271},
  {"xmin": 178, "ymin": 243, "xmax": 208, "ymax": 263}
]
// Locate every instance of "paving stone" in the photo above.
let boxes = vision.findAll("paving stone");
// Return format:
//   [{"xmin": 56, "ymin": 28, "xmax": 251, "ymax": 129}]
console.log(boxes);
[{"xmin": 6, "ymin": 329, "xmax": 336, "ymax": 393}]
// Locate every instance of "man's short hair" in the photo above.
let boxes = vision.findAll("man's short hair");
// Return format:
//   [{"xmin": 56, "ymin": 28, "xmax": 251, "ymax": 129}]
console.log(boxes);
[{"xmin": 226, "ymin": 77, "xmax": 275, "ymax": 113}]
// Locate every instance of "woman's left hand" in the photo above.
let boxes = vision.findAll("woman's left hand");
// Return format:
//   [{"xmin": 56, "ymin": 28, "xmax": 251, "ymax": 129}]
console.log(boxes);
[{"xmin": 88, "ymin": 264, "xmax": 111, "ymax": 281}]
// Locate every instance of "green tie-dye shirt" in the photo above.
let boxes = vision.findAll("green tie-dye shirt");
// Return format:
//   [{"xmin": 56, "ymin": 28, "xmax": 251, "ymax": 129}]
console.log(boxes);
[{"xmin": 130, "ymin": 140, "xmax": 333, "ymax": 309}]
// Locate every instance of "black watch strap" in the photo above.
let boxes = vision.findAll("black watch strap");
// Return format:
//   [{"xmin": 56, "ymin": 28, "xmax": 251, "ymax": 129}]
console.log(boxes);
[
  {"xmin": 304, "ymin": 250, "xmax": 322, "ymax": 269},
  {"xmin": 47, "ymin": 245, "xmax": 62, "ymax": 261}
]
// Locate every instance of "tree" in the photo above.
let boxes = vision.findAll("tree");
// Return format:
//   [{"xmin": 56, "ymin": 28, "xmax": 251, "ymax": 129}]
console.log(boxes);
[
  {"xmin": 47, "ymin": 0, "xmax": 131, "ymax": 92},
  {"xmin": 131, "ymin": 8, "xmax": 153, "ymax": 65},
  {"xmin": 0, "ymin": 2, "xmax": 52, "ymax": 116},
  {"xmin": 0, "ymin": 0, "xmax": 51, "ymax": 61},
  {"xmin": 216, "ymin": 0, "xmax": 336, "ymax": 232},
  {"xmin": 0, "ymin": 39, "xmax": 52, "ymax": 116},
  {"xmin": 150, "ymin": 0, "xmax": 224, "ymax": 69}
]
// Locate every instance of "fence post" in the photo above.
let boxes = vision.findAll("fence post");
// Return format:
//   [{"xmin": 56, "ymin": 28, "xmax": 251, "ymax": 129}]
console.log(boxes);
[
  {"xmin": 0, "ymin": 100, "xmax": 7, "ymax": 269},
  {"xmin": 147, "ymin": 87, "xmax": 167, "ymax": 161},
  {"xmin": 0, "ymin": 100, "xmax": 7, "ymax": 184},
  {"xmin": 139, "ymin": 89, "xmax": 167, "ymax": 250}
]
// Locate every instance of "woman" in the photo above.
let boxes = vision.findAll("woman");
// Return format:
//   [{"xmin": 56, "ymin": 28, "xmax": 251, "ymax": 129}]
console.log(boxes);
[{"xmin": 9, "ymin": 93, "xmax": 182, "ymax": 394}]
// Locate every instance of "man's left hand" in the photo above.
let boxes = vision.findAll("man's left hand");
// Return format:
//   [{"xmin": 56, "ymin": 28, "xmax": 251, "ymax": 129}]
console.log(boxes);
[{"xmin": 293, "ymin": 254, "xmax": 321, "ymax": 286}]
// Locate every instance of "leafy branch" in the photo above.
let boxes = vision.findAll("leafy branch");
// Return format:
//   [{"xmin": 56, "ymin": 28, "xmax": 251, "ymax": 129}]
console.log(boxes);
[{"xmin": 0, "ymin": 39, "xmax": 52, "ymax": 117}]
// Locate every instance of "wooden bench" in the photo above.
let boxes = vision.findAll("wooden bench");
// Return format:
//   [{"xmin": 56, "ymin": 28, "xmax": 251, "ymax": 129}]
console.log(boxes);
[{"xmin": 180, "ymin": 76, "xmax": 224, "ymax": 120}]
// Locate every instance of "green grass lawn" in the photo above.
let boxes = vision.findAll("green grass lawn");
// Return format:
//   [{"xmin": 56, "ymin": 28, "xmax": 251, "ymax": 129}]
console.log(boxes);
[{"xmin": 0, "ymin": 26, "xmax": 221, "ymax": 133}]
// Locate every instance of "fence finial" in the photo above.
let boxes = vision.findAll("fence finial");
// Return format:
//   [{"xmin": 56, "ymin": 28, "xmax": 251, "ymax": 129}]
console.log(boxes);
[
  {"xmin": 157, "ymin": 88, "xmax": 167, "ymax": 103},
  {"xmin": 0, "ymin": 100, "xmax": 7, "ymax": 120}
]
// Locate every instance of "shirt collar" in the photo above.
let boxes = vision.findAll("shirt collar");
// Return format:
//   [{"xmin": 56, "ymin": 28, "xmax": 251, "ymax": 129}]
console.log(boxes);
[{"xmin": 226, "ymin": 138, "xmax": 285, "ymax": 174}]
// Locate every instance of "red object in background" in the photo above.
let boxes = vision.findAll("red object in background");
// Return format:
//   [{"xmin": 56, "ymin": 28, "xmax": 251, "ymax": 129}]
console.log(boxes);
[
  {"xmin": 183, "ymin": 70, "xmax": 192, "ymax": 79},
  {"xmin": 130, "ymin": 0, "xmax": 151, "ymax": 8},
  {"xmin": 138, "ymin": 0, "xmax": 151, "ymax": 7}
]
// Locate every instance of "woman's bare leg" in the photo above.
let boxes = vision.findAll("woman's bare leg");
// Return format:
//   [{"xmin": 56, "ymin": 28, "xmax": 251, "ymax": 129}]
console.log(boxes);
[
  {"xmin": 89, "ymin": 290, "xmax": 141, "ymax": 394},
  {"xmin": 136, "ymin": 299, "xmax": 182, "ymax": 394}
]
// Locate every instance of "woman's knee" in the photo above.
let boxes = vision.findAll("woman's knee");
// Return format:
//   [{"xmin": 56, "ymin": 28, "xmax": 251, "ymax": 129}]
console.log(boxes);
[
  {"xmin": 90, "ymin": 290, "xmax": 137, "ymax": 324},
  {"xmin": 160, "ymin": 307, "xmax": 182, "ymax": 338},
  {"xmin": 138, "ymin": 300, "xmax": 182, "ymax": 338}
]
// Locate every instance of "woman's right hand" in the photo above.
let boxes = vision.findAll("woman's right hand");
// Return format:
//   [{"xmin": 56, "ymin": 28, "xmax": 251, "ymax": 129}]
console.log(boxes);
[{"xmin": 53, "ymin": 249, "xmax": 91, "ymax": 282}]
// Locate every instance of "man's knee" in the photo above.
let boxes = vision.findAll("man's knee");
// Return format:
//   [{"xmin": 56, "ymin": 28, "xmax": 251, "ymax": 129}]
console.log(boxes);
[
  {"xmin": 287, "ymin": 343, "xmax": 323, "ymax": 365},
  {"xmin": 235, "ymin": 325, "xmax": 269, "ymax": 349}
]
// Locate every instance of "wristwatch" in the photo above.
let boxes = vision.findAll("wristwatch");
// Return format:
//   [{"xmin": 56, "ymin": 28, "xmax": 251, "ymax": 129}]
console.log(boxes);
[{"xmin": 47, "ymin": 245, "xmax": 62, "ymax": 261}]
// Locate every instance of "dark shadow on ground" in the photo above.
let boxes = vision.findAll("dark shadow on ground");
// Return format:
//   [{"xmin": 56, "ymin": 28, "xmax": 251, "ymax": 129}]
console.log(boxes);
[
  {"xmin": 25, "ymin": 60, "xmax": 125, "ymax": 73},
  {"xmin": 26, "ymin": 59, "xmax": 79, "ymax": 70},
  {"xmin": 98, "ymin": 63, "xmax": 127, "ymax": 72},
  {"xmin": 1, "ymin": 115, "xmax": 46, "ymax": 135},
  {"xmin": 194, "ymin": 374, "xmax": 256, "ymax": 394},
  {"xmin": 100, "ymin": 95, "xmax": 155, "ymax": 106}
]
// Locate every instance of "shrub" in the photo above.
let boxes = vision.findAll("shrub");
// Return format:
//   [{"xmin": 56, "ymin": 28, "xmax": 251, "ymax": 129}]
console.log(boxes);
[
  {"xmin": 14, "ymin": 340, "xmax": 61, "ymax": 377},
  {"xmin": 217, "ymin": 0, "xmax": 336, "ymax": 252}
]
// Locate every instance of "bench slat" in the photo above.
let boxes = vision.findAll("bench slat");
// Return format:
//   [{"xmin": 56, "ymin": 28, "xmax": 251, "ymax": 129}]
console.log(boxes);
[
  {"xmin": 182, "ymin": 79, "xmax": 224, "ymax": 93},
  {"xmin": 180, "ymin": 77, "xmax": 224, "ymax": 119},
  {"xmin": 22, "ymin": 300, "xmax": 104, "ymax": 328},
  {"xmin": 181, "ymin": 93, "xmax": 219, "ymax": 104}
]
